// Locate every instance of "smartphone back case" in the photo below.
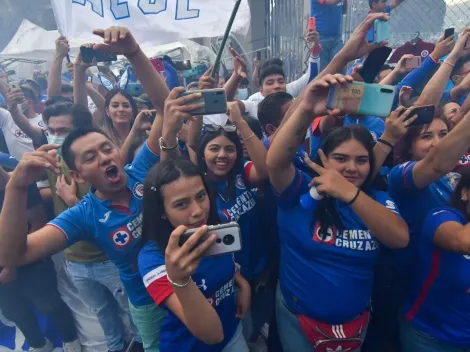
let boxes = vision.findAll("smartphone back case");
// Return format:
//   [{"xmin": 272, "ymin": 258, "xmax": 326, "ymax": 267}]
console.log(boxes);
[
  {"xmin": 327, "ymin": 82, "xmax": 396, "ymax": 117},
  {"xmin": 374, "ymin": 19, "xmax": 389, "ymax": 44},
  {"xmin": 204, "ymin": 224, "xmax": 242, "ymax": 257},
  {"xmin": 181, "ymin": 88, "xmax": 228, "ymax": 116},
  {"xmin": 359, "ymin": 82, "xmax": 396, "ymax": 117}
]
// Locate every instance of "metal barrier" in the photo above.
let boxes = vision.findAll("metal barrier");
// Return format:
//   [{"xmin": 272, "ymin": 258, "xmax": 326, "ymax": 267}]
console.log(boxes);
[
  {"xmin": 264, "ymin": 0, "xmax": 309, "ymax": 82},
  {"xmin": 344, "ymin": 0, "xmax": 470, "ymax": 47}
]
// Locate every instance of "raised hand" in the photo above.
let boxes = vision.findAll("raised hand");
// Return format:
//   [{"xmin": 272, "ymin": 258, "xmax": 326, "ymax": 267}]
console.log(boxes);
[
  {"xmin": 382, "ymin": 106, "xmax": 418, "ymax": 145},
  {"xmin": 303, "ymin": 150, "xmax": 359, "ymax": 203},
  {"xmin": 339, "ymin": 13, "xmax": 389, "ymax": 62},
  {"xmin": 396, "ymin": 54, "xmax": 416, "ymax": 75},
  {"xmin": 399, "ymin": 86, "xmax": 413, "ymax": 107},
  {"xmin": 229, "ymin": 46, "xmax": 247, "ymax": 80},
  {"xmin": 55, "ymin": 36, "xmax": 70, "ymax": 59},
  {"xmin": 133, "ymin": 109, "xmax": 156, "ymax": 132},
  {"xmin": 165, "ymin": 225, "xmax": 217, "ymax": 285},
  {"xmin": 431, "ymin": 35, "xmax": 455, "ymax": 61},
  {"xmin": 5, "ymin": 88, "xmax": 25, "ymax": 112},
  {"xmin": 300, "ymin": 74, "xmax": 354, "ymax": 117},
  {"xmin": 306, "ymin": 30, "xmax": 320, "ymax": 51},
  {"xmin": 227, "ymin": 101, "xmax": 244, "ymax": 125},
  {"xmin": 450, "ymin": 28, "xmax": 470, "ymax": 60},
  {"xmin": 198, "ymin": 66, "xmax": 218, "ymax": 90},
  {"xmin": 163, "ymin": 87, "xmax": 203, "ymax": 137},
  {"xmin": 9, "ymin": 144, "xmax": 60, "ymax": 189},
  {"xmin": 92, "ymin": 27, "xmax": 139, "ymax": 57}
]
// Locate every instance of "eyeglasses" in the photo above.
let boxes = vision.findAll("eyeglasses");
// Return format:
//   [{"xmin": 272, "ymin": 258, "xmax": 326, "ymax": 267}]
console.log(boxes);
[{"xmin": 204, "ymin": 124, "xmax": 237, "ymax": 133}]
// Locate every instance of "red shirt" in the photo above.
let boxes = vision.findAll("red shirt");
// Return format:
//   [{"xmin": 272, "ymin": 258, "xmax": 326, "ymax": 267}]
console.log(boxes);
[{"xmin": 389, "ymin": 39, "xmax": 435, "ymax": 64}]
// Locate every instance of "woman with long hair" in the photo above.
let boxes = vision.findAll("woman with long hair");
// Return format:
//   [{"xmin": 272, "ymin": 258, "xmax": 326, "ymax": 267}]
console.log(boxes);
[
  {"xmin": 138, "ymin": 159, "xmax": 250, "ymax": 351},
  {"xmin": 400, "ymin": 171, "xmax": 470, "ymax": 351},
  {"xmin": 267, "ymin": 74, "xmax": 409, "ymax": 352}
]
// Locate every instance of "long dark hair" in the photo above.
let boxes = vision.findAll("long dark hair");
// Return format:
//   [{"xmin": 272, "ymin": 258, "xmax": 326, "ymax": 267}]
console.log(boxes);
[
  {"xmin": 104, "ymin": 88, "xmax": 138, "ymax": 145},
  {"xmin": 395, "ymin": 116, "xmax": 450, "ymax": 164},
  {"xmin": 141, "ymin": 159, "xmax": 220, "ymax": 250},
  {"xmin": 451, "ymin": 170, "xmax": 470, "ymax": 220},
  {"xmin": 196, "ymin": 128, "xmax": 244, "ymax": 201},
  {"xmin": 312, "ymin": 125, "xmax": 376, "ymax": 237}
]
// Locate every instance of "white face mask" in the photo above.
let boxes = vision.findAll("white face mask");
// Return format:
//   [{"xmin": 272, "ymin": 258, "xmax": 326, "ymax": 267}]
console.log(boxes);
[
  {"xmin": 236, "ymin": 88, "xmax": 249, "ymax": 100},
  {"xmin": 47, "ymin": 134, "xmax": 66, "ymax": 155}
]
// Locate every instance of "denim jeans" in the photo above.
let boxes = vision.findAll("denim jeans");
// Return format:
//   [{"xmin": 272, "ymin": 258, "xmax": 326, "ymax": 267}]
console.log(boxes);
[
  {"xmin": 276, "ymin": 284, "xmax": 366, "ymax": 352},
  {"xmin": 319, "ymin": 36, "xmax": 344, "ymax": 72},
  {"xmin": 0, "ymin": 258, "xmax": 77, "ymax": 348},
  {"xmin": 400, "ymin": 319, "xmax": 470, "ymax": 352},
  {"xmin": 242, "ymin": 283, "xmax": 275, "ymax": 342},
  {"xmin": 66, "ymin": 260, "xmax": 140, "ymax": 351},
  {"xmin": 222, "ymin": 323, "xmax": 249, "ymax": 352},
  {"xmin": 129, "ymin": 301, "xmax": 166, "ymax": 352}
]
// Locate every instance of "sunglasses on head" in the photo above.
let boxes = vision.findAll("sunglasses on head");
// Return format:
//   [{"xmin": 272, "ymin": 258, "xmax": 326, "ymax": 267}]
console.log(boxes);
[{"xmin": 204, "ymin": 124, "xmax": 237, "ymax": 133}]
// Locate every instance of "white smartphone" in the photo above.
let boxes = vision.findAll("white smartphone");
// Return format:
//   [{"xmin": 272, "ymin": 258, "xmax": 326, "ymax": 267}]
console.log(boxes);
[
  {"xmin": 9, "ymin": 81, "xmax": 21, "ymax": 90},
  {"xmin": 179, "ymin": 222, "xmax": 242, "ymax": 257}
]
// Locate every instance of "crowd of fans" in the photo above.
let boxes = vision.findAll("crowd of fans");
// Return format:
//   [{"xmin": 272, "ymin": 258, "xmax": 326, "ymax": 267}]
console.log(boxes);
[{"xmin": 0, "ymin": 2, "xmax": 469, "ymax": 352}]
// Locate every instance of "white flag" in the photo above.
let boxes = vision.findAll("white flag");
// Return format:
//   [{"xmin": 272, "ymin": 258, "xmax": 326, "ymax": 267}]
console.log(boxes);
[{"xmin": 50, "ymin": 0, "xmax": 251, "ymax": 46}]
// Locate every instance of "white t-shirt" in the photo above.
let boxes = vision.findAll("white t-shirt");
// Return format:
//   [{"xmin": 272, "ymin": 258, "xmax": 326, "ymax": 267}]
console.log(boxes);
[{"xmin": 0, "ymin": 108, "xmax": 45, "ymax": 160}]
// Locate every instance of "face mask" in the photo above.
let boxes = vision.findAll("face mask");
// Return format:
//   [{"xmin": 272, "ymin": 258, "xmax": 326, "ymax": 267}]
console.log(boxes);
[
  {"xmin": 236, "ymin": 88, "xmax": 249, "ymax": 101},
  {"xmin": 47, "ymin": 135, "xmax": 66, "ymax": 155}
]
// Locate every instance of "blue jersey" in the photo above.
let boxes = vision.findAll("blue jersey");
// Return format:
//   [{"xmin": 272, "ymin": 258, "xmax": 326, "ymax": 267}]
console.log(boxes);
[
  {"xmin": 264, "ymin": 136, "xmax": 309, "ymax": 173},
  {"xmin": 311, "ymin": 0, "xmax": 343, "ymax": 39},
  {"xmin": 275, "ymin": 168, "xmax": 400, "ymax": 324},
  {"xmin": 387, "ymin": 161, "xmax": 458, "ymax": 272},
  {"xmin": 49, "ymin": 141, "xmax": 160, "ymax": 306},
  {"xmin": 138, "ymin": 241, "xmax": 238, "ymax": 351},
  {"xmin": 212, "ymin": 164, "xmax": 263, "ymax": 280},
  {"xmin": 403, "ymin": 207, "xmax": 470, "ymax": 346},
  {"xmin": 343, "ymin": 115, "xmax": 384, "ymax": 142}
]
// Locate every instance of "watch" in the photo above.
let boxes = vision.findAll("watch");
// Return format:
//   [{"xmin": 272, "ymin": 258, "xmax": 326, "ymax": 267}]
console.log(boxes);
[{"xmin": 159, "ymin": 136, "xmax": 179, "ymax": 151}]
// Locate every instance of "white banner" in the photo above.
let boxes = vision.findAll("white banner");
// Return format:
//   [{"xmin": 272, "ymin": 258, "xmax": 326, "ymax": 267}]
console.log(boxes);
[{"xmin": 50, "ymin": 0, "xmax": 251, "ymax": 47}]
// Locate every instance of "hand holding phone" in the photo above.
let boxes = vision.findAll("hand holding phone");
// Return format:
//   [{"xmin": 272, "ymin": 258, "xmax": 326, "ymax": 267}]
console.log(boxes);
[
  {"xmin": 404, "ymin": 56, "xmax": 421, "ymax": 69},
  {"xmin": 80, "ymin": 46, "xmax": 117, "ymax": 64},
  {"xmin": 358, "ymin": 46, "xmax": 392, "ymax": 83},
  {"xmin": 308, "ymin": 17, "xmax": 316, "ymax": 31},
  {"xmin": 164, "ymin": 225, "xmax": 217, "ymax": 285},
  {"xmin": 178, "ymin": 88, "xmax": 228, "ymax": 116},
  {"xmin": 179, "ymin": 222, "xmax": 242, "ymax": 257},
  {"xmin": 444, "ymin": 27, "xmax": 455, "ymax": 39},
  {"xmin": 403, "ymin": 105, "xmax": 435, "ymax": 126}
]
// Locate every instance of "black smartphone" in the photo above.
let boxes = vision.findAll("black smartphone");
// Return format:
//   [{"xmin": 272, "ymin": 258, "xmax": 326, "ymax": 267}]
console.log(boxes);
[
  {"xmin": 444, "ymin": 27, "xmax": 455, "ymax": 39},
  {"xmin": 80, "ymin": 46, "xmax": 117, "ymax": 63},
  {"xmin": 256, "ymin": 50, "xmax": 261, "ymax": 60},
  {"xmin": 358, "ymin": 46, "xmax": 393, "ymax": 83},
  {"xmin": 405, "ymin": 105, "xmax": 435, "ymax": 126}
]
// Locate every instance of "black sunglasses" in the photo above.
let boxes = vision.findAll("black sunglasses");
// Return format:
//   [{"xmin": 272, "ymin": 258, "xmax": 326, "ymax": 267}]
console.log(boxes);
[{"xmin": 204, "ymin": 124, "xmax": 237, "ymax": 133}]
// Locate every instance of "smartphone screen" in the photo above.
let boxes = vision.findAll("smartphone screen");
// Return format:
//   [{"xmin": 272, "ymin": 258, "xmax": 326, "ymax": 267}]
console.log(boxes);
[
  {"xmin": 405, "ymin": 56, "xmax": 421, "ymax": 69},
  {"xmin": 256, "ymin": 51, "xmax": 261, "ymax": 60},
  {"xmin": 358, "ymin": 46, "xmax": 392, "ymax": 83},
  {"xmin": 444, "ymin": 27, "xmax": 455, "ymax": 39},
  {"xmin": 405, "ymin": 105, "xmax": 435, "ymax": 126}
]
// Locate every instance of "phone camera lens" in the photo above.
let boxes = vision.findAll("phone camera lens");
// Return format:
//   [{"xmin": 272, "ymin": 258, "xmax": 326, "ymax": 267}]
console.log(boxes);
[
  {"xmin": 380, "ymin": 88, "xmax": 394, "ymax": 94},
  {"xmin": 223, "ymin": 234, "xmax": 235, "ymax": 246},
  {"xmin": 216, "ymin": 238, "xmax": 222, "ymax": 244},
  {"xmin": 214, "ymin": 99, "xmax": 219, "ymax": 104}
]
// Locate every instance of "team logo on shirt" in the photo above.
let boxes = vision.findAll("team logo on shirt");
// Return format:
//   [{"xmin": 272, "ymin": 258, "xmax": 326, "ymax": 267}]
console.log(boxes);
[
  {"xmin": 109, "ymin": 227, "xmax": 134, "ymax": 247},
  {"xmin": 14, "ymin": 130, "xmax": 29, "ymax": 139},
  {"xmin": 235, "ymin": 175, "xmax": 246, "ymax": 190},
  {"xmin": 313, "ymin": 222, "xmax": 337, "ymax": 245},
  {"xmin": 446, "ymin": 172, "xmax": 460, "ymax": 190},
  {"xmin": 37, "ymin": 121, "xmax": 44, "ymax": 128},
  {"xmin": 132, "ymin": 183, "xmax": 144, "ymax": 199},
  {"xmin": 421, "ymin": 50, "xmax": 429, "ymax": 58}
]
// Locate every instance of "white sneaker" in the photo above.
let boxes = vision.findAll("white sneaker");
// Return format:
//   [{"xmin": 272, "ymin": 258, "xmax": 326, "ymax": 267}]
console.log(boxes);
[
  {"xmin": 63, "ymin": 339, "xmax": 82, "ymax": 352},
  {"xmin": 29, "ymin": 339, "xmax": 53, "ymax": 352}
]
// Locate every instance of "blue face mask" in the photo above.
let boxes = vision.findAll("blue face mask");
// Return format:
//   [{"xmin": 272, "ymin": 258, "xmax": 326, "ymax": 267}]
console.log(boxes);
[
  {"xmin": 236, "ymin": 88, "xmax": 249, "ymax": 100},
  {"xmin": 47, "ymin": 134, "xmax": 66, "ymax": 155}
]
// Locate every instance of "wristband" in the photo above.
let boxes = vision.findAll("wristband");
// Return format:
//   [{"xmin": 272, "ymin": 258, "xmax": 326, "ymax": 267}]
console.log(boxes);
[
  {"xmin": 159, "ymin": 136, "xmax": 179, "ymax": 151},
  {"xmin": 377, "ymin": 138, "xmax": 393, "ymax": 149},
  {"xmin": 443, "ymin": 60, "xmax": 456, "ymax": 68},
  {"xmin": 347, "ymin": 188, "xmax": 361, "ymax": 205},
  {"xmin": 167, "ymin": 275, "xmax": 192, "ymax": 288},
  {"xmin": 243, "ymin": 132, "xmax": 255, "ymax": 141}
]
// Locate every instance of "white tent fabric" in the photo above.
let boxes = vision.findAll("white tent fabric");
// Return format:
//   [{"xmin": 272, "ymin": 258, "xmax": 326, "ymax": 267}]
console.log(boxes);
[{"xmin": 1, "ymin": 20, "xmax": 216, "ymax": 64}]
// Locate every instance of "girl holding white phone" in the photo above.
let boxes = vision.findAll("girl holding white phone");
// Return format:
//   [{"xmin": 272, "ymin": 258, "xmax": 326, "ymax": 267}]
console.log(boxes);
[{"xmin": 138, "ymin": 159, "xmax": 250, "ymax": 352}]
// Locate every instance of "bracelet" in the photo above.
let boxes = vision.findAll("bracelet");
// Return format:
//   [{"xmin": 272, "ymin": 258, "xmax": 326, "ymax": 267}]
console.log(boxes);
[
  {"xmin": 443, "ymin": 60, "xmax": 456, "ymax": 68},
  {"xmin": 167, "ymin": 275, "xmax": 192, "ymax": 288},
  {"xmin": 347, "ymin": 188, "xmax": 361, "ymax": 205},
  {"xmin": 376, "ymin": 142, "xmax": 390, "ymax": 154},
  {"xmin": 127, "ymin": 44, "xmax": 140, "ymax": 58},
  {"xmin": 159, "ymin": 136, "xmax": 179, "ymax": 151},
  {"xmin": 243, "ymin": 132, "xmax": 255, "ymax": 141},
  {"xmin": 377, "ymin": 138, "xmax": 393, "ymax": 149}
]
